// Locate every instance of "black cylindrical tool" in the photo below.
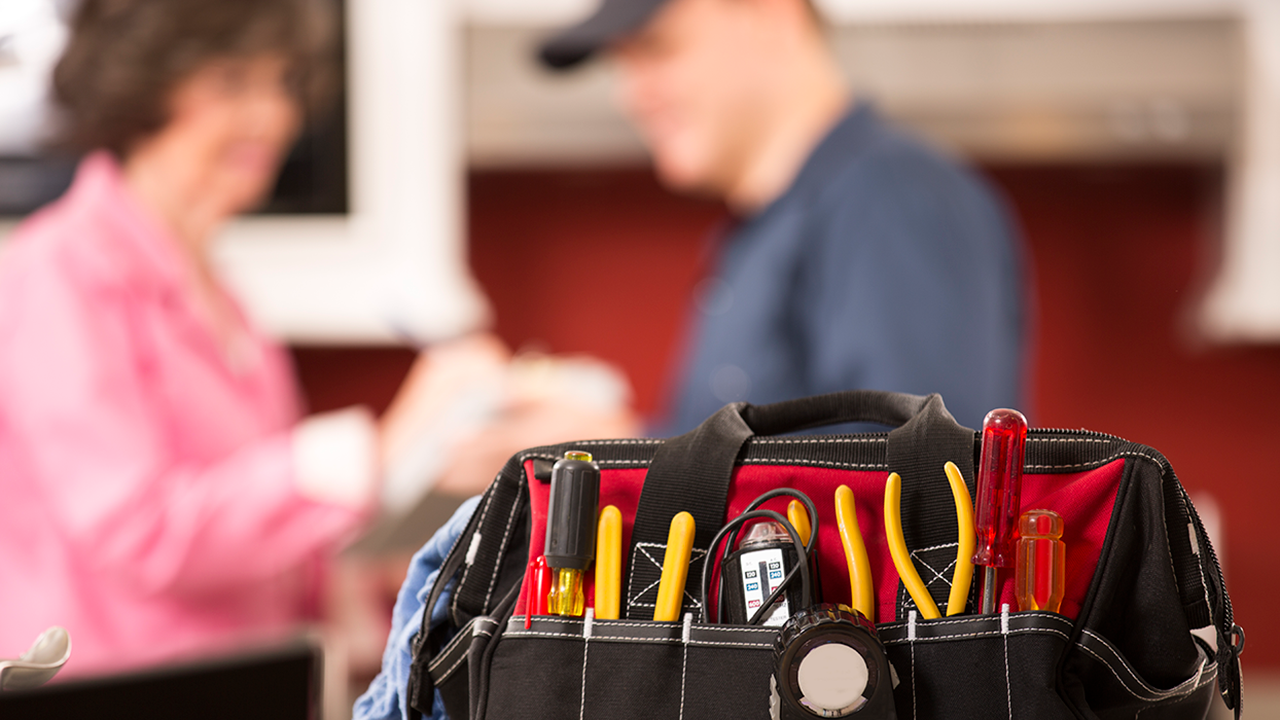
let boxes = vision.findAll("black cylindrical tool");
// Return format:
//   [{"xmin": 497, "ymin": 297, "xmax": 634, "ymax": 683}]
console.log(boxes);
[{"xmin": 544, "ymin": 450, "xmax": 601, "ymax": 616}]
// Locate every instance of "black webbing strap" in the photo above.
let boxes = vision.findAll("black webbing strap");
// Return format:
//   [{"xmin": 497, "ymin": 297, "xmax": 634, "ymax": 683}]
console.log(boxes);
[
  {"xmin": 740, "ymin": 391, "xmax": 934, "ymax": 435},
  {"xmin": 1155, "ymin": 459, "xmax": 1212, "ymax": 630},
  {"xmin": 407, "ymin": 467, "xmax": 524, "ymax": 718},
  {"xmin": 1170, "ymin": 460, "xmax": 1242, "ymax": 716},
  {"xmin": 407, "ymin": 514, "xmax": 475, "ymax": 718},
  {"xmin": 624, "ymin": 390, "xmax": 966, "ymax": 620},
  {"xmin": 885, "ymin": 394, "xmax": 977, "ymax": 614},
  {"xmin": 624, "ymin": 402, "xmax": 754, "ymax": 619}
]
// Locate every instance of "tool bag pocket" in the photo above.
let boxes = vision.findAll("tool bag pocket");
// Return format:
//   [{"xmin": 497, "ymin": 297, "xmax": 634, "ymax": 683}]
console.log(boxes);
[
  {"xmin": 1067, "ymin": 626, "xmax": 1219, "ymax": 720},
  {"xmin": 879, "ymin": 611, "xmax": 1217, "ymax": 720},
  {"xmin": 481, "ymin": 617, "xmax": 776, "ymax": 719},
  {"xmin": 482, "ymin": 615, "xmax": 1072, "ymax": 720},
  {"xmin": 409, "ymin": 390, "xmax": 1242, "ymax": 720},
  {"xmin": 427, "ymin": 613, "xmax": 1217, "ymax": 720},
  {"xmin": 879, "ymin": 612, "xmax": 1077, "ymax": 719}
]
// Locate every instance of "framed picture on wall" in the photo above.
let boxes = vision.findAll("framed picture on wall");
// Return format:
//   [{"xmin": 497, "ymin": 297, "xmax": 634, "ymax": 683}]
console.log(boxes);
[
  {"xmin": 0, "ymin": 0, "xmax": 487, "ymax": 344},
  {"xmin": 0, "ymin": 0, "xmax": 347, "ymax": 216}
]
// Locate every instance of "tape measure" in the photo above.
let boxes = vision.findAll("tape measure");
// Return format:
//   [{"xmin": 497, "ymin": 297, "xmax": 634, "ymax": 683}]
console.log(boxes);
[{"xmin": 770, "ymin": 605, "xmax": 897, "ymax": 719}]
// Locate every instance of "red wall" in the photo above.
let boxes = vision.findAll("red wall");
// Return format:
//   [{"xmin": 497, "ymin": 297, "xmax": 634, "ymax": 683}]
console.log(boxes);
[
  {"xmin": 988, "ymin": 164, "xmax": 1279, "ymax": 671},
  {"xmin": 466, "ymin": 170, "xmax": 723, "ymax": 417},
  {"xmin": 295, "ymin": 162, "xmax": 1279, "ymax": 670}
]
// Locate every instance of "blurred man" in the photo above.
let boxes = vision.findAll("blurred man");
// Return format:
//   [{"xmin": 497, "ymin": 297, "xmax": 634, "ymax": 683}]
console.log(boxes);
[
  {"xmin": 542, "ymin": 0, "xmax": 1026, "ymax": 432},
  {"xmin": 354, "ymin": 6, "xmax": 1028, "ymax": 715}
]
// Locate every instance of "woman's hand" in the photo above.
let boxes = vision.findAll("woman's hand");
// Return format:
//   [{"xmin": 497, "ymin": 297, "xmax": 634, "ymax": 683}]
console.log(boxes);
[
  {"xmin": 377, "ymin": 332, "xmax": 512, "ymax": 477},
  {"xmin": 376, "ymin": 333, "xmax": 640, "ymax": 504}
]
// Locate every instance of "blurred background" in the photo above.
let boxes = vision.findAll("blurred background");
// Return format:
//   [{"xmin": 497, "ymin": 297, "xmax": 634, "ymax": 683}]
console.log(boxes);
[{"xmin": 3, "ymin": 0, "xmax": 1279, "ymax": 716}]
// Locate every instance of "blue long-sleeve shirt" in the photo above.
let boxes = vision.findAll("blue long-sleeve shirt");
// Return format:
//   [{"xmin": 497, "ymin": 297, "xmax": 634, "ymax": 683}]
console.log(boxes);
[{"xmin": 662, "ymin": 102, "xmax": 1026, "ymax": 435}]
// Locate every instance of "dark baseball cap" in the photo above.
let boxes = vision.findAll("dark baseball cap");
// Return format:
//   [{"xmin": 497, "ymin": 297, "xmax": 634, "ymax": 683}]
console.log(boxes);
[{"xmin": 538, "ymin": 0, "xmax": 671, "ymax": 70}]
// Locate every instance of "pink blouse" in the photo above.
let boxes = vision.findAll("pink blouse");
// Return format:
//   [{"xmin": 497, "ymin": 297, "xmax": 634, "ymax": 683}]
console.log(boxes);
[{"xmin": 0, "ymin": 153, "xmax": 370, "ymax": 676}]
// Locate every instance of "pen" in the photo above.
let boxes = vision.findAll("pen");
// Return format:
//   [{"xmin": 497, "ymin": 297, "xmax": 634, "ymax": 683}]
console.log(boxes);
[
  {"xmin": 545, "ymin": 451, "xmax": 601, "ymax": 617},
  {"xmin": 594, "ymin": 505, "xmax": 622, "ymax": 620},
  {"xmin": 653, "ymin": 511, "xmax": 695, "ymax": 622}
]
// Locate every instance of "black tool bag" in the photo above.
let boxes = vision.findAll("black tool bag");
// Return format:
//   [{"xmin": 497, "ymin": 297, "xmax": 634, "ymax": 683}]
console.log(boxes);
[{"xmin": 406, "ymin": 390, "xmax": 1244, "ymax": 720}]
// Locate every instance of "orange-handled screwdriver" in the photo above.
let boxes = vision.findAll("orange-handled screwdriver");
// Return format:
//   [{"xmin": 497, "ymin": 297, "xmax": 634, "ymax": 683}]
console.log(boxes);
[{"xmin": 1016, "ymin": 509, "xmax": 1065, "ymax": 613}]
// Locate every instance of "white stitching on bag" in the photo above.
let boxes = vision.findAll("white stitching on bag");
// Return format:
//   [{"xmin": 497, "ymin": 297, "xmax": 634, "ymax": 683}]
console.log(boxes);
[
  {"xmin": 1079, "ymin": 629, "xmax": 1214, "ymax": 701},
  {"xmin": 1028, "ymin": 437, "xmax": 1114, "ymax": 445},
  {"xmin": 482, "ymin": 488, "xmax": 522, "ymax": 611},
  {"xmin": 751, "ymin": 437, "xmax": 886, "ymax": 445},
  {"xmin": 1002, "ymin": 605, "xmax": 1012, "ymax": 720},
  {"xmin": 679, "ymin": 613, "xmax": 692, "ymax": 720},
  {"xmin": 579, "ymin": 608, "xmax": 593, "ymax": 720},
  {"xmin": 879, "ymin": 626, "xmax": 1072, "ymax": 645},
  {"xmin": 430, "ymin": 617, "xmax": 496, "ymax": 681},
  {"xmin": 627, "ymin": 543, "xmax": 707, "ymax": 611},
  {"xmin": 908, "ymin": 611, "xmax": 918, "ymax": 720},
  {"xmin": 1025, "ymin": 451, "xmax": 1162, "ymax": 471},
  {"xmin": 453, "ymin": 492, "xmax": 496, "ymax": 618}
]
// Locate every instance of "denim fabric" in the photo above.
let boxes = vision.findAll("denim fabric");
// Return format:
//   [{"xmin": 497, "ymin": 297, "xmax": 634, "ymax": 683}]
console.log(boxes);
[{"xmin": 353, "ymin": 496, "xmax": 481, "ymax": 720}]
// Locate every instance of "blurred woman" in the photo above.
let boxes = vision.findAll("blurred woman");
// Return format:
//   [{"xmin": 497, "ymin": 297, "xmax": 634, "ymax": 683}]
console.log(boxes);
[{"xmin": 0, "ymin": 0, "xmax": 441, "ymax": 676}]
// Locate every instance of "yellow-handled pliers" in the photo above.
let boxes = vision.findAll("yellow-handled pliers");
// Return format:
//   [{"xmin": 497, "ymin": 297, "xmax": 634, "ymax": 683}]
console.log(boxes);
[
  {"xmin": 834, "ymin": 485, "xmax": 875, "ymax": 622},
  {"xmin": 884, "ymin": 461, "xmax": 975, "ymax": 619}
]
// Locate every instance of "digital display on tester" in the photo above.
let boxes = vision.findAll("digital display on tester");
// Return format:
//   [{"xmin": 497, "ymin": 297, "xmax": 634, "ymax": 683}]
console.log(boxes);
[{"xmin": 737, "ymin": 546, "xmax": 791, "ymax": 626}]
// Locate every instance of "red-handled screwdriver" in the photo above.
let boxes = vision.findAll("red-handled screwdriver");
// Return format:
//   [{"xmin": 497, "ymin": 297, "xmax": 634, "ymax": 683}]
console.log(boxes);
[
  {"xmin": 972, "ymin": 408, "xmax": 1028, "ymax": 614},
  {"xmin": 524, "ymin": 555, "xmax": 553, "ymax": 629}
]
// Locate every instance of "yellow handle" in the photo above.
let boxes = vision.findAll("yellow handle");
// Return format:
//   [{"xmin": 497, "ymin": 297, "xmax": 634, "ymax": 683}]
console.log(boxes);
[
  {"xmin": 835, "ymin": 485, "xmax": 875, "ymax": 622},
  {"xmin": 943, "ymin": 462, "xmax": 976, "ymax": 616},
  {"xmin": 787, "ymin": 500, "xmax": 812, "ymax": 547},
  {"xmin": 594, "ymin": 506, "xmax": 622, "ymax": 620},
  {"xmin": 653, "ymin": 512, "xmax": 696, "ymax": 622},
  {"xmin": 884, "ymin": 473, "xmax": 941, "ymax": 619}
]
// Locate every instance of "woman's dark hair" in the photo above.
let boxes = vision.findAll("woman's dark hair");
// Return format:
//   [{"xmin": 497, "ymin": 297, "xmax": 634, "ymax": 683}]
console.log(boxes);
[{"xmin": 53, "ymin": 0, "xmax": 336, "ymax": 157}]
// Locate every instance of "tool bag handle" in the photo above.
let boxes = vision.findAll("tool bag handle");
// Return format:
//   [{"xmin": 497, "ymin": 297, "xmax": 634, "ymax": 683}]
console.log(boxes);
[{"xmin": 625, "ymin": 389, "xmax": 976, "ymax": 619}]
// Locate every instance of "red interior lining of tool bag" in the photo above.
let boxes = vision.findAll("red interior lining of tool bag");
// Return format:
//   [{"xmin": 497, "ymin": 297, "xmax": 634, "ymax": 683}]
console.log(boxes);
[{"xmin": 515, "ymin": 458, "xmax": 1121, "ymax": 623}]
